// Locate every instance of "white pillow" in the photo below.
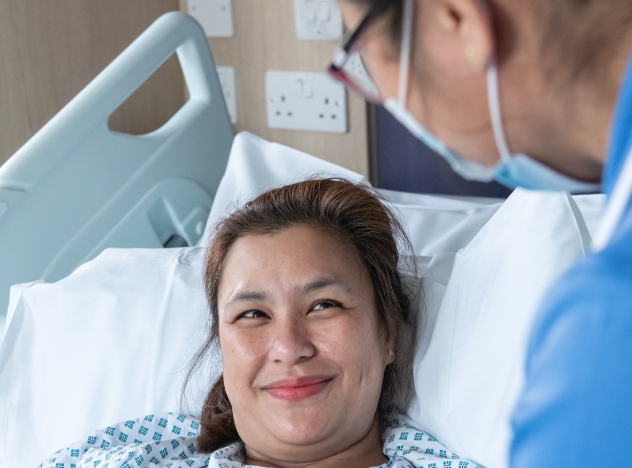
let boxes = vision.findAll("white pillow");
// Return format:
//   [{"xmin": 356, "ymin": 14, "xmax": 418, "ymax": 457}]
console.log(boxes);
[
  {"xmin": 0, "ymin": 248, "xmax": 219, "ymax": 467},
  {"xmin": 203, "ymin": 132, "xmax": 504, "ymax": 258},
  {"xmin": 410, "ymin": 189, "xmax": 589, "ymax": 468},
  {"xmin": 201, "ymin": 132, "xmax": 369, "ymax": 243}
]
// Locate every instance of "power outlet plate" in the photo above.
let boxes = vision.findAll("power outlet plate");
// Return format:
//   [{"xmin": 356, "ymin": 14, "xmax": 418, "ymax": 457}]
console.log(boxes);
[
  {"xmin": 187, "ymin": 0, "xmax": 234, "ymax": 37},
  {"xmin": 294, "ymin": 0, "xmax": 343, "ymax": 41},
  {"xmin": 216, "ymin": 66, "xmax": 237, "ymax": 123},
  {"xmin": 266, "ymin": 71, "xmax": 347, "ymax": 133}
]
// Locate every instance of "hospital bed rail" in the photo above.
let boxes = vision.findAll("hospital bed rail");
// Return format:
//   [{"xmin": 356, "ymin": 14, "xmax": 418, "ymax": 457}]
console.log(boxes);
[{"xmin": 0, "ymin": 12, "xmax": 234, "ymax": 318}]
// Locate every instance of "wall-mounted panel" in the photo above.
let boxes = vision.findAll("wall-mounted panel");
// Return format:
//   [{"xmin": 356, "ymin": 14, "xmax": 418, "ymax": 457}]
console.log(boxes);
[{"xmin": 182, "ymin": 0, "xmax": 369, "ymax": 177}]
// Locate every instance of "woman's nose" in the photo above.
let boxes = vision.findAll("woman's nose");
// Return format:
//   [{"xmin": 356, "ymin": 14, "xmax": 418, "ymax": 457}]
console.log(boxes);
[{"xmin": 268, "ymin": 316, "xmax": 316, "ymax": 364}]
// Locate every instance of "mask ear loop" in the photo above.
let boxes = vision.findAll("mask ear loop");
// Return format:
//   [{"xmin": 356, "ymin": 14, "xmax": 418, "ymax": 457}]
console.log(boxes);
[
  {"xmin": 397, "ymin": 0, "xmax": 414, "ymax": 106},
  {"xmin": 478, "ymin": 0, "xmax": 511, "ymax": 164},
  {"xmin": 486, "ymin": 58, "xmax": 512, "ymax": 163}
]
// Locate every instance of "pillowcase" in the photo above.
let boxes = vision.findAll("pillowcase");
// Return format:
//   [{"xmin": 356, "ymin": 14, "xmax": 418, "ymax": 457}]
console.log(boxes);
[
  {"xmin": 203, "ymin": 132, "xmax": 504, "ymax": 258},
  {"xmin": 200, "ymin": 132, "xmax": 369, "ymax": 242},
  {"xmin": 410, "ymin": 189, "xmax": 589, "ymax": 468}
]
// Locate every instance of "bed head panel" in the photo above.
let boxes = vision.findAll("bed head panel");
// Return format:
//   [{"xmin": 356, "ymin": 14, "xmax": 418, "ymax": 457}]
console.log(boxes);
[{"xmin": 0, "ymin": 12, "xmax": 234, "ymax": 316}]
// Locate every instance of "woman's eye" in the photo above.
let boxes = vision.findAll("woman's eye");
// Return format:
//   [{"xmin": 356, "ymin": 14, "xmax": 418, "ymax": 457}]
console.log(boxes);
[
  {"xmin": 239, "ymin": 310, "xmax": 267, "ymax": 319},
  {"xmin": 311, "ymin": 300, "xmax": 341, "ymax": 311}
]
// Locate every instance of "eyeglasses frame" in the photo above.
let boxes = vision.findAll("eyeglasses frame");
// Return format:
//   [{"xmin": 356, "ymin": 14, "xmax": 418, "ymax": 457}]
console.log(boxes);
[{"xmin": 327, "ymin": 0, "xmax": 394, "ymax": 103}]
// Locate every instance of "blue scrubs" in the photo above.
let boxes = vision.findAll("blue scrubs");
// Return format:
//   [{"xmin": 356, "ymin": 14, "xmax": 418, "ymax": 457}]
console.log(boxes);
[{"xmin": 510, "ymin": 53, "xmax": 632, "ymax": 465}]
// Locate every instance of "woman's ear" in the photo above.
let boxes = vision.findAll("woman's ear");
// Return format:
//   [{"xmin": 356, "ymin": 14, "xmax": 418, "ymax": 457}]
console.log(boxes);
[
  {"xmin": 418, "ymin": 0, "xmax": 495, "ymax": 75},
  {"xmin": 386, "ymin": 348, "xmax": 396, "ymax": 365},
  {"xmin": 384, "ymin": 334, "xmax": 396, "ymax": 366}
]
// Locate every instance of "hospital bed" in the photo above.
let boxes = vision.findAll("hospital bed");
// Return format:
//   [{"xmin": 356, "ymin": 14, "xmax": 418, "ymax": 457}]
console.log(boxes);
[
  {"xmin": 0, "ymin": 12, "xmax": 233, "ymax": 326},
  {"xmin": 0, "ymin": 12, "xmax": 605, "ymax": 468}
]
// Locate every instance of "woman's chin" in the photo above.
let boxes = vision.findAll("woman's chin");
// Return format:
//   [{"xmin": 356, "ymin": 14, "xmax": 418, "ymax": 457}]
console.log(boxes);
[{"xmin": 268, "ymin": 410, "xmax": 338, "ymax": 445}]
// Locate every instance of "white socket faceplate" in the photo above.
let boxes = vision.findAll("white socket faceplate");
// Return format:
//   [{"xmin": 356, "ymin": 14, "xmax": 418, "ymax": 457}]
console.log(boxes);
[
  {"xmin": 187, "ymin": 0, "xmax": 234, "ymax": 37},
  {"xmin": 294, "ymin": 0, "xmax": 343, "ymax": 41},
  {"xmin": 266, "ymin": 71, "xmax": 347, "ymax": 133}
]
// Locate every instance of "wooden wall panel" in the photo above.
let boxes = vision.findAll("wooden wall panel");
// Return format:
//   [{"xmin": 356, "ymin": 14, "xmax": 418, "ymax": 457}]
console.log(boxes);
[
  {"xmin": 0, "ymin": 0, "xmax": 184, "ymax": 166},
  {"xmin": 181, "ymin": 0, "xmax": 370, "ymax": 177}
]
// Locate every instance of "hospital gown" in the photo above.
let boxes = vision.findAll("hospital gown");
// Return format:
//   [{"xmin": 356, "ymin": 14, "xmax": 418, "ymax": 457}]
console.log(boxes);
[{"xmin": 39, "ymin": 412, "xmax": 477, "ymax": 468}]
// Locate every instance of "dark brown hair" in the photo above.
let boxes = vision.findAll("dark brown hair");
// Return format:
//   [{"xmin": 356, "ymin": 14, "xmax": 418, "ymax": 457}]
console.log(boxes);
[
  {"xmin": 184, "ymin": 178, "xmax": 417, "ymax": 454},
  {"xmin": 349, "ymin": 0, "xmax": 403, "ymax": 46}
]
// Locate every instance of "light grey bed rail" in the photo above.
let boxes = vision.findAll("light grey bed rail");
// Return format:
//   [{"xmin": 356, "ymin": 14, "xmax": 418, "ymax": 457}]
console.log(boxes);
[{"xmin": 0, "ymin": 12, "xmax": 234, "ymax": 317}]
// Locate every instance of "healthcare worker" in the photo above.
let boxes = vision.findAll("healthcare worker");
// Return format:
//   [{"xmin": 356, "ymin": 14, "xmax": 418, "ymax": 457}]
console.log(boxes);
[{"xmin": 329, "ymin": 0, "xmax": 632, "ymax": 465}]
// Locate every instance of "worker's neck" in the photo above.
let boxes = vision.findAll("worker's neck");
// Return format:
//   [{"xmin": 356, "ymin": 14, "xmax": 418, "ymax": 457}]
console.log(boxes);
[
  {"xmin": 565, "ymin": 32, "xmax": 632, "ymax": 172},
  {"xmin": 513, "ymin": 31, "xmax": 632, "ymax": 184}
]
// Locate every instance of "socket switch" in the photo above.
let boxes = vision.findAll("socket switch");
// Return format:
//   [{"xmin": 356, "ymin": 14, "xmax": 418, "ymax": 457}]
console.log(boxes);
[
  {"xmin": 294, "ymin": 0, "xmax": 343, "ymax": 41},
  {"xmin": 188, "ymin": 0, "xmax": 234, "ymax": 37},
  {"xmin": 266, "ymin": 70, "xmax": 347, "ymax": 133}
]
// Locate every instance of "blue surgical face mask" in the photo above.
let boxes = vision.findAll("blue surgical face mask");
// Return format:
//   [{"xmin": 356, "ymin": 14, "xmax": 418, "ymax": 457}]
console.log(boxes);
[{"xmin": 385, "ymin": 0, "xmax": 601, "ymax": 194}]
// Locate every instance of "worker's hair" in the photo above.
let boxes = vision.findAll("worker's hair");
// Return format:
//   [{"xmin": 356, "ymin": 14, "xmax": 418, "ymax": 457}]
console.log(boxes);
[
  {"xmin": 347, "ymin": 0, "xmax": 632, "ymax": 80},
  {"xmin": 183, "ymin": 178, "xmax": 417, "ymax": 454},
  {"xmin": 348, "ymin": 0, "xmax": 404, "ymax": 47}
]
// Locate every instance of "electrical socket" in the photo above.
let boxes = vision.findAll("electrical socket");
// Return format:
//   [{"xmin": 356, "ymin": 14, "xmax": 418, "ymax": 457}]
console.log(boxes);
[
  {"xmin": 187, "ymin": 0, "xmax": 234, "ymax": 37},
  {"xmin": 216, "ymin": 66, "xmax": 237, "ymax": 123},
  {"xmin": 266, "ymin": 71, "xmax": 347, "ymax": 133},
  {"xmin": 294, "ymin": 0, "xmax": 343, "ymax": 41}
]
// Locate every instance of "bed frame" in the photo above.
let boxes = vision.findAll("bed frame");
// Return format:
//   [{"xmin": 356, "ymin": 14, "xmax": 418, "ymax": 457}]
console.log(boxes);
[{"xmin": 0, "ymin": 13, "xmax": 233, "ymax": 316}]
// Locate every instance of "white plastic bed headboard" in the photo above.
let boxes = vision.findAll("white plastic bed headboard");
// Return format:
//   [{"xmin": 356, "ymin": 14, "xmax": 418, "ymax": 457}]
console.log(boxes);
[{"xmin": 0, "ymin": 12, "xmax": 234, "ymax": 316}]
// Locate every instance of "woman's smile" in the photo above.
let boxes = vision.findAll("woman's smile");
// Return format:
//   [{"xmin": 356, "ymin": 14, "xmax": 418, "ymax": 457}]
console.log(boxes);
[{"xmin": 262, "ymin": 375, "xmax": 336, "ymax": 402}]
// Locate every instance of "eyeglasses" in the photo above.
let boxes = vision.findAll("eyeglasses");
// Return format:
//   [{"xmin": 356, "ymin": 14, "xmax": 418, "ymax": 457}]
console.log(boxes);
[{"xmin": 327, "ymin": 0, "xmax": 392, "ymax": 104}]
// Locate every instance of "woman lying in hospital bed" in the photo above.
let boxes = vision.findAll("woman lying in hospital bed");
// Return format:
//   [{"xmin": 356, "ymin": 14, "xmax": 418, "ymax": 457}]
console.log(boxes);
[
  {"xmin": 1, "ymin": 133, "xmax": 600, "ymax": 468},
  {"xmin": 40, "ymin": 178, "xmax": 465, "ymax": 468}
]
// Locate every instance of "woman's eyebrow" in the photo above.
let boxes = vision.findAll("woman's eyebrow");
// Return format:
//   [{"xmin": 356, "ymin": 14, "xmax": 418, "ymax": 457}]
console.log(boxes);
[
  {"xmin": 226, "ymin": 277, "xmax": 353, "ymax": 305},
  {"xmin": 300, "ymin": 276, "xmax": 353, "ymax": 295},
  {"xmin": 226, "ymin": 290, "xmax": 267, "ymax": 305}
]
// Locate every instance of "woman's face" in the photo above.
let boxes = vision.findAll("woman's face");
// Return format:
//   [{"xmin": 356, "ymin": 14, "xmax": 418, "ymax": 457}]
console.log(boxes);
[{"xmin": 217, "ymin": 224, "xmax": 394, "ymax": 462}]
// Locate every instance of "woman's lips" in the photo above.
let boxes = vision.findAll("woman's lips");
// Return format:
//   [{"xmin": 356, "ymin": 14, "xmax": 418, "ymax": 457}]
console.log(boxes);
[{"xmin": 263, "ymin": 376, "xmax": 334, "ymax": 402}]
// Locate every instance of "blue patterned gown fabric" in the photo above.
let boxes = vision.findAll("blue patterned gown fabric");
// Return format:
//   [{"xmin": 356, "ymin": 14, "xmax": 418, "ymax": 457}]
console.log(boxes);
[{"xmin": 39, "ymin": 412, "xmax": 479, "ymax": 468}]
